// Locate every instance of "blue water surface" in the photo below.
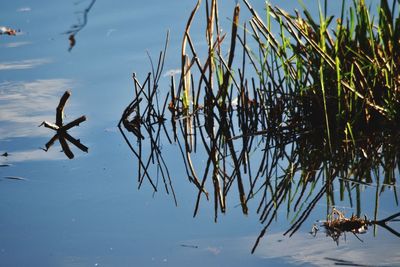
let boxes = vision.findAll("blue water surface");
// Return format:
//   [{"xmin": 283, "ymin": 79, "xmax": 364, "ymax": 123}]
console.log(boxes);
[{"xmin": 1, "ymin": 0, "xmax": 399, "ymax": 266}]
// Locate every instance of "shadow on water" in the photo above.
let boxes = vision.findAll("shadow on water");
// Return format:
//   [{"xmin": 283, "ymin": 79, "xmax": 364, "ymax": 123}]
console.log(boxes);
[{"xmin": 119, "ymin": 0, "xmax": 400, "ymax": 252}]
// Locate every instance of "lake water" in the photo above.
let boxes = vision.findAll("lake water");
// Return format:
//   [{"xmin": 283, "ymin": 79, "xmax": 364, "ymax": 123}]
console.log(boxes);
[{"xmin": 1, "ymin": 0, "xmax": 399, "ymax": 266}]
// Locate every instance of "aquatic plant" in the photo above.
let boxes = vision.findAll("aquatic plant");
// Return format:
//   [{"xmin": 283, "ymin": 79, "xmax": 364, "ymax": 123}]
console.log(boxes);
[
  {"xmin": 118, "ymin": 40, "xmax": 178, "ymax": 206},
  {"xmin": 121, "ymin": 0, "xmax": 400, "ymax": 252},
  {"xmin": 244, "ymin": 0, "xmax": 400, "ymax": 147}
]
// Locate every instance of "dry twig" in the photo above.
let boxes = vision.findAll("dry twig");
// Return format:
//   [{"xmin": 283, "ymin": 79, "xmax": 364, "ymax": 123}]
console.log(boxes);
[{"xmin": 40, "ymin": 91, "xmax": 88, "ymax": 159}]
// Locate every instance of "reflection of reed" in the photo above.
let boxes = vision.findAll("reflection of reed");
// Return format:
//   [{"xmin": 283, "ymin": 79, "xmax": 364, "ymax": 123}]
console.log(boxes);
[
  {"xmin": 65, "ymin": 0, "xmax": 97, "ymax": 51},
  {"xmin": 118, "ymin": 32, "xmax": 177, "ymax": 206},
  {"xmin": 120, "ymin": 0, "xmax": 400, "ymax": 252}
]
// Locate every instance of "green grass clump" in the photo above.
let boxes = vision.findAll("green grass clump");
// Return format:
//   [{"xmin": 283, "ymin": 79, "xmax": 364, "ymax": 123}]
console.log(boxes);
[{"xmin": 244, "ymin": 0, "xmax": 400, "ymax": 148}]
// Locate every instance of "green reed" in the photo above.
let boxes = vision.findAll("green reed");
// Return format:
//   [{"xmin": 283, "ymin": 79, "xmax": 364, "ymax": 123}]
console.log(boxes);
[{"xmin": 247, "ymin": 0, "xmax": 400, "ymax": 143}]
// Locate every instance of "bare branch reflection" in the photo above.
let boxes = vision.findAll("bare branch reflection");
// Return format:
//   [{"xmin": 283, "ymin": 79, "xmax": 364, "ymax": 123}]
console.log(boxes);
[{"xmin": 65, "ymin": 0, "xmax": 97, "ymax": 52}]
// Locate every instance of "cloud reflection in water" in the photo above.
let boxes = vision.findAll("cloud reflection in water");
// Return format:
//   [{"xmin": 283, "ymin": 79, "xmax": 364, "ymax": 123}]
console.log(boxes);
[
  {"xmin": 2, "ymin": 42, "xmax": 32, "ymax": 48},
  {"xmin": 1, "ymin": 149, "xmax": 66, "ymax": 163},
  {"xmin": 0, "ymin": 79, "xmax": 74, "ymax": 139},
  {"xmin": 250, "ymin": 232, "xmax": 400, "ymax": 266},
  {"xmin": 0, "ymin": 59, "xmax": 52, "ymax": 71},
  {"xmin": 175, "ymin": 231, "xmax": 400, "ymax": 266}
]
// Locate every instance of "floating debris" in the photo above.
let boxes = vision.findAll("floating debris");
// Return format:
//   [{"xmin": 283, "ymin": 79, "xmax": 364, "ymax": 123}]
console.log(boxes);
[
  {"xmin": 40, "ymin": 91, "xmax": 88, "ymax": 159},
  {"xmin": 0, "ymin": 26, "xmax": 19, "ymax": 36},
  {"xmin": 312, "ymin": 208, "xmax": 400, "ymax": 244},
  {"xmin": 320, "ymin": 208, "xmax": 369, "ymax": 244}
]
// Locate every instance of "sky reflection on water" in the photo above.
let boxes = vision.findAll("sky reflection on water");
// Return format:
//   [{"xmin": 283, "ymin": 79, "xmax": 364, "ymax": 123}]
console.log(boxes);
[
  {"xmin": 0, "ymin": 0, "xmax": 398, "ymax": 266},
  {"xmin": 0, "ymin": 78, "xmax": 73, "ymax": 138}
]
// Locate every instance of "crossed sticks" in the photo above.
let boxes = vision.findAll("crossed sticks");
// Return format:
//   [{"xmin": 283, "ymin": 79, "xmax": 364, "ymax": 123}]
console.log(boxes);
[{"xmin": 40, "ymin": 91, "xmax": 88, "ymax": 159}]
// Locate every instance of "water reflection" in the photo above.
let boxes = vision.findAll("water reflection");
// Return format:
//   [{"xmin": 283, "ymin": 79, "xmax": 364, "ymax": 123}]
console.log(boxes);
[
  {"xmin": 119, "ymin": 0, "xmax": 400, "ymax": 253},
  {"xmin": 118, "ymin": 48, "xmax": 178, "ymax": 204},
  {"xmin": 0, "ymin": 58, "xmax": 51, "ymax": 70},
  {"xmin": 0, "ymin": 0, "xmax": 398, "ymax": 265},
  {"xmin": 251, "ymin": 231, "xmax": 400, "ymax": 266},
  {"xmin": 2, "ymin": 41, "xmax": 32, "ymax": 48},
  {"xmin": 0, "ymin": 149, "xmax": 65, "ymax": 164},
  {"xmin": 0, "ymin": 79, "xmax": 73, "ymax": 139},
  {"xmin": 16, "ymin": 7, "xmax": 31, "ymax": 13},
  {"xmin": 64, "ymin": 0, "xmax": 97, "ymax": 52},
  {"xmin": 121, "ymin": 57, "xmax": 400, "ymax": 252},
  {"xmin": 40, "ymin": 91, "xmax": 88, "ymax": 159},
  {"xmin": 168, "ymin": 229, "xmax": 400, "ymax": 266}
]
